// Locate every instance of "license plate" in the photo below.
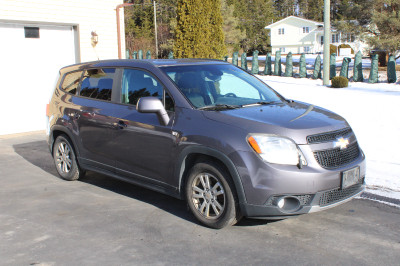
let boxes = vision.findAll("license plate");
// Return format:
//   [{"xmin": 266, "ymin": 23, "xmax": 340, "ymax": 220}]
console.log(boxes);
[{"xmin": 341, "ymin": 167, "xmax": 360, "ymax": 189}]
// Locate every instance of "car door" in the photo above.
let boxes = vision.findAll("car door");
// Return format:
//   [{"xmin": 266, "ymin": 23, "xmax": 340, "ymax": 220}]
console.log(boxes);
[
  {"xmin": 73, "ymin": 68, "xmax": 119, "ymax": 171},
  {"xmin": 111, "ymin": 68, "xmax": 176, "ymax": 186}
]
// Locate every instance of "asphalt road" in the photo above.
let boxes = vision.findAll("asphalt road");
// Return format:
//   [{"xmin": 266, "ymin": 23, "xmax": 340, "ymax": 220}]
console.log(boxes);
[{"xmin": 1, "ymin": 132, "xmax": 399, "ymax": 266}]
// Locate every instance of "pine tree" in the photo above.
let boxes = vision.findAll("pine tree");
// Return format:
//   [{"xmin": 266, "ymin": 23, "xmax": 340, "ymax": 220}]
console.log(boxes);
[
  {"xmin": 221, "ymin": 0, "xmax": 245, "ymax": 53},
  {"xmin": 229, "ymin": 0, "xmax": 275, "ymax": 53},
  {"xmin": 334, "ymin": 0, "xmax": 400, "ymax": 56},
  {"xmin": 274, "ymin": 0, "xmax": 296, "ymax": 19},
  {"xmin": 298, "ymin": 0, "xmax": 324, "ymax": 21},
  {"xmin": 174, "ymin": 0, "xmax": 227, "ymax": 59},
  {"xmin": 368, "ymin": 0, "xmax": 400, "ymax": 55}
]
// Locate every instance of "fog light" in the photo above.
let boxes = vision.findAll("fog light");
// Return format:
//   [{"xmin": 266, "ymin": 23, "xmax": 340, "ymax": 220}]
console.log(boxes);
[
  {"xmin": 277, "ymin": 198, "xmax": 285, "ymax": 208},
  {"xmin": 276, "ymin": 196, "xmax": 301, "ymax": 213}
]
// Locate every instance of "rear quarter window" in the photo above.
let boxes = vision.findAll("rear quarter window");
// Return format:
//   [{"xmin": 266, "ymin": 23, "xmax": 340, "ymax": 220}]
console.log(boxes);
[{"xmin": 61, "ymin": 71, "xmax": 84, "ymax": 95}]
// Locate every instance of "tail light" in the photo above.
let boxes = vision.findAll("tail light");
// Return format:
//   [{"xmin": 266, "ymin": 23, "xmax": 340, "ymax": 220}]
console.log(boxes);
[{"xmin": 46, "ymin": 104, "xmax": 50, "ymax": 117}]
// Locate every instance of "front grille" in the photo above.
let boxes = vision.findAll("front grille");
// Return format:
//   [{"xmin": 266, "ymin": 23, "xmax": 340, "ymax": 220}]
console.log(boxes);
[
  {"xmin": 314, "ymin": 141, "xmax": 360, "ymax": 169},
  {"xmin": 265, "ymin": 194, "xmax": 313, "ymax": 206},
  {"xmin": 319, "ymin": 183, "xmax": 362, "ymax": 207},
  {"xmin": 307, "ymin": 127, "xmax": 353, "ymax": 144}
]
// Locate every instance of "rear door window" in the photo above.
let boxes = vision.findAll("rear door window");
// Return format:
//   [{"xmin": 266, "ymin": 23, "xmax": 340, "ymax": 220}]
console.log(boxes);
[
  {"xmin": 61, "ymin": 71, "xmax": 83, "ymax": 95},
  {"xmin": 80, "ymin": 68, "xmax": 116, "ymax": 101}
]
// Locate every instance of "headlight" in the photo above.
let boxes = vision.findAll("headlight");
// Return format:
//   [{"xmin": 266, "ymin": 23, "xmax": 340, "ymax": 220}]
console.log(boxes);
[{"xmin": 248, "ymin": 134, "xmax": 307, "ymax": 167}]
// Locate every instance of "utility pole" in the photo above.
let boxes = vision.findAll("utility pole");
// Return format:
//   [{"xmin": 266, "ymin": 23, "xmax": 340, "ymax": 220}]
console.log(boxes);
[
  {"xmin": 153, "ymin": 1, "xmax": 158, "ymax": 58},
  {"xmin": 323, "ymin": 0, "xmax": 330, "ymax": 86}
]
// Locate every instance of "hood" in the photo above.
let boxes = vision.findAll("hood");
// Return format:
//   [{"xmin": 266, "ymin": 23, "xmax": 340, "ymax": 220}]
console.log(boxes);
[{"xmin": 202, "ymin": 101, "xmax": 349, "ymax": 144}]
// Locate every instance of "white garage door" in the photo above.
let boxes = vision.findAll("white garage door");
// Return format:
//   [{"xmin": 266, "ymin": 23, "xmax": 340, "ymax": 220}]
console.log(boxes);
[{"xmin": 0, "ymin": 22, "xmax": 77, "ymax": 135}]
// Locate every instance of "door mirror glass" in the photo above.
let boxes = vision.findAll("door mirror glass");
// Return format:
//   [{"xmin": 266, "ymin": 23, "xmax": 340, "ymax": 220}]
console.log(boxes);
[{"xmin": 137, "ymin": 97, "xmax": 170, "ymax": 126}]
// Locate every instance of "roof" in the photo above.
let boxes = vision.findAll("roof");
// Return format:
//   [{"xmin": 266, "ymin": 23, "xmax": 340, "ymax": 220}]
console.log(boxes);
[
  {"xmin": 60, "ymin": 59, "xmax": 229, "ymax": 72},
  {"xmin": 265, "ymin": 16, "xmax": 323, "ymax": 29}
]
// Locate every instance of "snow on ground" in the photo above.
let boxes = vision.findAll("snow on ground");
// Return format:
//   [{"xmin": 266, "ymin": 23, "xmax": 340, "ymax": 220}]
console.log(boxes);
[{"xmin": 256, "ymin": 75, "xmax": 400, "ymax": 200}]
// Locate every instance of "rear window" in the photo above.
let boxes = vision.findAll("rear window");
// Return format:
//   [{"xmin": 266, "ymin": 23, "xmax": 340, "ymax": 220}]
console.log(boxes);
[
  {"xmin": 61, "ymin": 71, "xmax": 83, "ymax": 95},
  {"xmin": 80, "ymin": 68, "xmax": 116, "ymax": 101}
]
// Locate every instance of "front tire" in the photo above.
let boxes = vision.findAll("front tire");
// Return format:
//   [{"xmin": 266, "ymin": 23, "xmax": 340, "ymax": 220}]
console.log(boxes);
[
  {"xmin": 185, "ymin": 160, "xmax": 241, "ymax": 229},
  {"xmin": 53, "ymin": 135, "xmax": 84, "ymax": 181}
]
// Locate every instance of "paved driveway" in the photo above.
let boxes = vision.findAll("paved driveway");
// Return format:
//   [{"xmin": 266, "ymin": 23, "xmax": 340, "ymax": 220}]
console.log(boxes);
[{"xmin": 1, "ymin": 132, "xmax": 399, "ymax": 265}]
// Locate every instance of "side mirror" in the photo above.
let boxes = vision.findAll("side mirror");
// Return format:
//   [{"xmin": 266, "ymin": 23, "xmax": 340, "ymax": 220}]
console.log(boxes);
[{"xmin": 137, "ymin": 97, "xmax": 170, "ymax": 126}]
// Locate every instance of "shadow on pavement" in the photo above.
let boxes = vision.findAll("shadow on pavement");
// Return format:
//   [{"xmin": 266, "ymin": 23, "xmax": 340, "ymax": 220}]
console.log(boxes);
[
  {"xmin": 13, "ymin": 140, "xmax": 59, "ymax": 177},
  {"xmin": 13, "ymin": 140, "xmax": 280, "ymax": 228},
  {"xmin": 13, "ymin": 140, "xmax": 196, "ymax": 225}
]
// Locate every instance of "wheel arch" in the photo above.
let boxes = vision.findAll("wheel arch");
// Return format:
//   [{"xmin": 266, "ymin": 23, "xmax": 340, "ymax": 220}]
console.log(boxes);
[
  {"xmin": 175, "ymin": 146, "xmax": 247, "ymax": 205},
  {"xmin": 49, "ymin": 125, "xmax": 80, "ymax": 157}
]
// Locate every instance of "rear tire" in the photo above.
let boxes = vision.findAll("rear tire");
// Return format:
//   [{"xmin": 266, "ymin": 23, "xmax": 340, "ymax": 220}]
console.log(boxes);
[
  {"xmin": 53, "ymin": 135, "xmax": 85, "ymax": 181},
  {"xmin": 185, "ymin": 160, "xmax": 241, "ymax": 229}
]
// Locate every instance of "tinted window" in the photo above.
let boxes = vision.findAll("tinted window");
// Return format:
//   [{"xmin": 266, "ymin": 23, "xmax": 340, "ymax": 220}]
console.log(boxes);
[
  {"xmin": 162, "ymin": 64, "xmax": 282, "ymax": 108},
  {"xmin": 164, "ymin": 91, "xmax": 174, "ymax": 112},
  {"xmin": 122, "ymin": 69, "xmax": 164, "ymax": 105},
  {"xmin": 80, "ymin": 68, "xmax": 115, "ymax": 101},
  {"xmin": 61, "ymin": 71, "xmax": 83, "ymax": 95}
]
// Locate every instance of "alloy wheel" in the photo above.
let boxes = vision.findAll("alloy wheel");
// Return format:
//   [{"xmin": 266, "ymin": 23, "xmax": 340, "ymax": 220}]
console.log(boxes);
[
  {"xmin": 191, "ymin": 173, "xmax": 225, "ymax": 219},
  {"xmin": 55, "ymin": 141, "xmax": 72, "ymax": 174}
]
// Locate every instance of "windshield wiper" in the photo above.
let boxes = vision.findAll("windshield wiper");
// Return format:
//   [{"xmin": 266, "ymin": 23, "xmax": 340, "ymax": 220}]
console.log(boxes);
[
  {"xmin": 198, "ymin": 104, "xmax": 240, "ymax": 111},
  {"xmin": 242, "ymin": 101, "xmax": 278, "ymax": 107}
]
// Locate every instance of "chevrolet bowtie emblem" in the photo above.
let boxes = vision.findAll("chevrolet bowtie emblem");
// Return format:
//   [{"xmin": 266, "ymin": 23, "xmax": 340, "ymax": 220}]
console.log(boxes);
[{"xmin": 334, "ymin": 137, "xmax": 349, "ymax": 150}]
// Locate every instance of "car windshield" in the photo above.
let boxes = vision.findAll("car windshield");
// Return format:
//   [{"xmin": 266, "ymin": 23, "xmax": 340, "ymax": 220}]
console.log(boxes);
[{"xmin": 160, "ymin": 64, "xmax": 283, "ymax": 109}]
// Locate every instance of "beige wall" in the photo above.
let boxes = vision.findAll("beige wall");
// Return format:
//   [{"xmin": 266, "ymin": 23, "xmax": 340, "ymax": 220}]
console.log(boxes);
[{"xmin": 0, "ymin": 0, "xmax": 124, "ymax": 62}]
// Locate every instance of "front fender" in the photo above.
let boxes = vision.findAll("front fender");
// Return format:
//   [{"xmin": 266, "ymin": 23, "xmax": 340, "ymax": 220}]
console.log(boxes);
[{"xmin": 175, "ymin": 145, "xmax": 247, "ymax": 205}]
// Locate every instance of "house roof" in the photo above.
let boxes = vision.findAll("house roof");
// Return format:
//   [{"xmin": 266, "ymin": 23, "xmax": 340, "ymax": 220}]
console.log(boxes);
[{"xmin": 265, "ymin": 16, "xmax": 323, "ymax": 29}]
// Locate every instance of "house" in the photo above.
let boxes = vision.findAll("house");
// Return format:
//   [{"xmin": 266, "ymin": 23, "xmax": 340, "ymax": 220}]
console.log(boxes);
[
  {"xmin": 265, "ymin": 16, "xmax": 368, "ymax": 55},
  {"xmin": 0, "ymin": 0, "xmax": 125, "ymax": 135}
]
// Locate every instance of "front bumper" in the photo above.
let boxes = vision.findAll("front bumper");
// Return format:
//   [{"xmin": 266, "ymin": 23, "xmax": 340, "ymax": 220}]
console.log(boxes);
[
  {"xmin": 231, "ymin": 147, "xmax": 366, "ymax": 218},
  {"xmin": 240, "ymin": 182, "xmax": 364, "ymax": 218}
]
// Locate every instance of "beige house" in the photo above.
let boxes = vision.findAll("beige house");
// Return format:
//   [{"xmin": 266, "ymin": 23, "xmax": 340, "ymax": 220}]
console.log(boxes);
[
  {"xmin": 0, "ymin": 0, "xmax": 125, "ymax": 135},
  {"xmin": 265, "ymin": 16, "xmax": 368, "ymax": 55}
]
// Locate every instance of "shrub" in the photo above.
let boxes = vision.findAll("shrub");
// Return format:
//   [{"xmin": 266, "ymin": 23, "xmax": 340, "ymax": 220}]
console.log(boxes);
[
  {"xmin": 330, "ymin": 44, "xmax": 337, "ymax": 55},
  {"xmin": 331, "ymin": 76, "xmax": 349, "ymax": 88}
]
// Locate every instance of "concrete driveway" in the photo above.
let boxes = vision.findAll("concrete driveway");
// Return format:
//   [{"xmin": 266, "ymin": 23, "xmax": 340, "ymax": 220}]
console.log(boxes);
[{"xmin": 1, "ymin": 132, "xmax": 399, "ymax": 265}]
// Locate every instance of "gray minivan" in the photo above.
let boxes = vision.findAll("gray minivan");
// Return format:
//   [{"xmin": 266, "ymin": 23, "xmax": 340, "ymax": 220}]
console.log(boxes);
[{"xmin": 47, "ymin": 59, "xmax": 365, "ymax": 228}]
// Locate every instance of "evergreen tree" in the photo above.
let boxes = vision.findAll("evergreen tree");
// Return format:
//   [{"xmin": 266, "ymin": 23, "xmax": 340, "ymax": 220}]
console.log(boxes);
[
  {"xmin": 334, "ymin": 0, "xmax": 400, "ymax": 56},
  {"xmin": 298, "ymin": 0, "xmax": 324, "ymax": 21},
  {"xmin": 368, "ymin": 0, "xmax": 400, "ymax": 55},
  {"xmin": 274, "ymin": 0, "xmax": 296, "ymax": 19},
  {"xmin": 174, "ymin": 0, "xmax": 227, "ymax": 59},
  {"xmin": 221, "ymin": 0, "xmax": 246, "ymax": 53},
  {"xmin": 125, "ymin": 1, "xmax": 155, "ymax": 55},
  {"xmin": 228, "ymin": 0, "xmax": 275, "ymax": 53},
  {"xmin": 124, "ymin": 0, "xmax": 178, "ymax": 58}
]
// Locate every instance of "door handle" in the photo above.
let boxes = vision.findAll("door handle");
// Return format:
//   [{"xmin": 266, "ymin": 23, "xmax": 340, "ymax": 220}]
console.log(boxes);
[{"xmin": 114, "ymin": 120, "xmax": 127, "ymax": 130}]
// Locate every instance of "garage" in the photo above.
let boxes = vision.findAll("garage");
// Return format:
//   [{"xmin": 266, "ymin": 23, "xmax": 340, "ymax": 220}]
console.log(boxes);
[{"xmin": 0, "ymin": 22, "xmax": 78, "ymax": 135}]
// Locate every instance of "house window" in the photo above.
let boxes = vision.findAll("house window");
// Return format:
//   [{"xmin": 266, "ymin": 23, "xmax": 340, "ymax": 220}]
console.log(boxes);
[
  {"xmin": 303, "ymin": 27, "xmax": 310, "ymax": 33},
  {"xmin": 278, "ymin": 28, "xmax": 285, "ymax": 35},
  {"xmin": 279, "ymin": 47, "xmax": 285, "ymax": 53},
  {"xmin": 24, "ymin": 27, "xmax": 40, "ymax": 38},
  {"xmin": 343, "ymin": 33, "xmax": 355, "ymax": 43},
  {"xmin": 304, "ymin": 47, "xmax": 311, "ymax": 53},
  {"xmin": 320, "ymin": 36, "xmax": 324, "ymax": 45},
  {"xmin": 332, "ymin": 33, "xmax": 340, "ymax": 43}
]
